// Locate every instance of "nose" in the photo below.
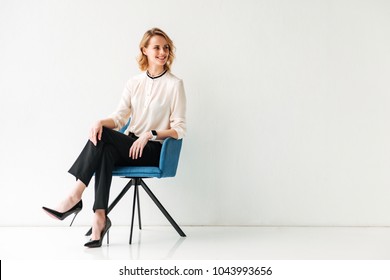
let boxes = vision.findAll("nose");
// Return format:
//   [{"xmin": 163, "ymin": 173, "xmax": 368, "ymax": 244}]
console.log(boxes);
[{"xmin": 160, "ymin": 48, "xmax": 167, "ymax": 55}]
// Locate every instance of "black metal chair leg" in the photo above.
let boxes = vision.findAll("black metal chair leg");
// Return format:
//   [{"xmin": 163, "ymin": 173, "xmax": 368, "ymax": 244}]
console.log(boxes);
[
  {"xmin": 129, "ymin": 180, "xmax": 138, "ymax": 244},
  {"xmin": 140, "ymin": 179, "xmax": 186, "ymax": 237},
  {"xmin": 136, "ymin": 181, "xmax": 142, "ymax": 230},
  {"xmin": 85, "ymin": 179, "xmax": 133, "ymax": 236}
]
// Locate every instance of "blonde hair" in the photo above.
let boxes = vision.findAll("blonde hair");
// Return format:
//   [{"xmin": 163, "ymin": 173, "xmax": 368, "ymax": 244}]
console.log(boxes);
[{"xmin": 137, "ymin": 28, "xmax": 176, "ymax": 71}]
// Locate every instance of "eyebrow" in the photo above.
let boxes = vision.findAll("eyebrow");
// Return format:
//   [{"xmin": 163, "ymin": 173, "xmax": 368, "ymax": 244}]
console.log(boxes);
[{"xmin": 153, "ymin": 44, "xmax": 169, "ymax": 47}]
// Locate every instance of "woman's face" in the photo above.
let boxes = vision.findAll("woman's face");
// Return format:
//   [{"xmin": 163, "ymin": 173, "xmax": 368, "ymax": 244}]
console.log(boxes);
[{"xmin": 143, "ymin": 35, "xmax": 170, "ymax": 69}]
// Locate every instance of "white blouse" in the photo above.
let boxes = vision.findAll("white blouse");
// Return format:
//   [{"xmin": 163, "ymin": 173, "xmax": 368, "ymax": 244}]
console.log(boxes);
[{"xmin": 109, "ymin": 71, "xmax": 187, "ymax": 139}]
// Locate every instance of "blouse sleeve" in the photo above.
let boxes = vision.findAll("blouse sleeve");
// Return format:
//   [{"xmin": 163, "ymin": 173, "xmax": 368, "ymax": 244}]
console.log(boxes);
[
  {"xmin": 170, "ymin": 79, "xmax": 187, "ymax": 139},
  {"xmin": 109, "ymin": 79, "xmax": 132, "ymax": 130}
]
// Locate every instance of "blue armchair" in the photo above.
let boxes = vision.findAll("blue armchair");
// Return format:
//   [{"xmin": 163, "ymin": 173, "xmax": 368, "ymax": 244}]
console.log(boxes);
[{"xmin": 86, "ymin": 121, "xmax": 186, "ymax": 244}]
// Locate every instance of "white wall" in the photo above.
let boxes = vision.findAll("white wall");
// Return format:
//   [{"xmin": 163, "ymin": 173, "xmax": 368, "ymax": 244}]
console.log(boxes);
[{"xmin": 1, "ymin": 0, "xmax": 390, "ymax": 227}]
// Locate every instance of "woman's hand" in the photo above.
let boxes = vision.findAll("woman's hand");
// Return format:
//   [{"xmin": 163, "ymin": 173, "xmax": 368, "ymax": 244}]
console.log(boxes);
[
  {"xmin": 89, "ymin": 120, "xmax": 103, "ymax": 146},
  {"xmin": 129, "ymin": 132, "xmax": 152, "ymax": 159}
]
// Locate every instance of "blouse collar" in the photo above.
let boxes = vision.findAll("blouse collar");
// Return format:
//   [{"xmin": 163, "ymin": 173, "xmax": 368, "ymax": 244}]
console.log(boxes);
[{"xmin": 146, "ymin": 69, "xmax": 168, "ymax": 80}]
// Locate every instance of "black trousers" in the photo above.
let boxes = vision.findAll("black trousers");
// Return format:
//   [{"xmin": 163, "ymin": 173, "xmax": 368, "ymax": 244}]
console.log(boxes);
[{"xmin": 68, "ymin": 127, "xmax": 162, "ymax": 212}]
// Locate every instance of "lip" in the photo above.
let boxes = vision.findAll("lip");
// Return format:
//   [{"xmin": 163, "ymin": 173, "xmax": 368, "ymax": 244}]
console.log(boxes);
[{"xmin": 156, "ymin": 57, "xmax": 167, "ymax": 63}]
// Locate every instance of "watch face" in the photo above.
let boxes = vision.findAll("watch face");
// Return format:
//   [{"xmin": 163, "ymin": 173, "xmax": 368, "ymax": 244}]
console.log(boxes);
[{"xmin": 152, "ymin": 130, "xmax": 157, "ymax": 136}]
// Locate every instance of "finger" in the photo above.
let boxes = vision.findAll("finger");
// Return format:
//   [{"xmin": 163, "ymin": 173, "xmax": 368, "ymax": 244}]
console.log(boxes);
[
  {"xmin": 133, "ymin": 148, "xmax": 138, "ymax": 159},
  {"xmin": 98, "ymin": 127, "xmax": 103, "ymax": 141},
  {"xmin": 92, "ymin": 131, "xmax": 97, "ymax": 146},
  {"xmin": 136, "ymin": 145, "xmax": 142, "ymax": 159},
  {"xmin": 89, "ymin": 133, "xmax": 95, "ymax": 146},
  {"xmin": 130, "ymin": 145, "xmax": 136, "ymax": 159},
  {"xmin": 131, "ymin": 140, "xmax": 139, "ymax": 159},
  {"xmin": 129, "ymin": 146, "xmax": 134, "ymax": 158}
]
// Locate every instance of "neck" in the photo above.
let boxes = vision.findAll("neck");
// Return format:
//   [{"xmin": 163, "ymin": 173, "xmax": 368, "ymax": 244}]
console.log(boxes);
[{"xmin": 147, "ymin": 66, "xmax": 165, "ymax": 77}]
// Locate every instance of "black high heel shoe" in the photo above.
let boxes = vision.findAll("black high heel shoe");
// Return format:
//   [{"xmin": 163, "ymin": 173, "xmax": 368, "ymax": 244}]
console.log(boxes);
[
  {"xmin": 84, "ymin": 217, "xmax": 111, "ymax": 248},
  {"xmin": 42, "ymin": 200, "xmax": 83, "ymax": 226}
]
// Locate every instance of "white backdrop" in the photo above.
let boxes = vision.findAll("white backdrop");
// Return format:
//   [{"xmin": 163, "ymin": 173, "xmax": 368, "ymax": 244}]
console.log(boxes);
[{"xmin": 0, "ymin": 0, "xmax": 389, "ymax": 227}]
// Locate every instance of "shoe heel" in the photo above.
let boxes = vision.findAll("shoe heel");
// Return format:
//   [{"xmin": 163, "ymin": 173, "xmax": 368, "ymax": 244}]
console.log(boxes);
[
  {"xmin": 69, "ymin": 210, "xmax": 80, "ymax": 227},
  {"xmin": 107, "ymin": 230, "xmax": 110, "ymax": 245}
]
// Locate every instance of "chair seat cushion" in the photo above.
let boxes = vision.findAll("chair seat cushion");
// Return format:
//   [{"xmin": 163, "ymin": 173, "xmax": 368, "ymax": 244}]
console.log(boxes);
[{"xmin": 112, "ymin": 166, "xmax": 162, "ymax": 178}]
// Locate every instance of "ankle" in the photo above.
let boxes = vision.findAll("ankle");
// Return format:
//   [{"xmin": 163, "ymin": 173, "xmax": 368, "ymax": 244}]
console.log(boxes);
[{"xmin": 95, "ymin": 210, "xmax": 106, "ymax": 219}]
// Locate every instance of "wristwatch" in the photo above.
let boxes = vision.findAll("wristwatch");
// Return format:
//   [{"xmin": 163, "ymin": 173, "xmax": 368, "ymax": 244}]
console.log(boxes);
[{"xmin": 150, "ymin": 130, "xmax": 158, "ymax": 141}]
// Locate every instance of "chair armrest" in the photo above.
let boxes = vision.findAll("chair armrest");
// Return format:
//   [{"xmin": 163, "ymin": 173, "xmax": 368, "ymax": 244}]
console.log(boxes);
[{"xmin": 159, "ymin": 138, "xmax": 183, "ymax": 177}]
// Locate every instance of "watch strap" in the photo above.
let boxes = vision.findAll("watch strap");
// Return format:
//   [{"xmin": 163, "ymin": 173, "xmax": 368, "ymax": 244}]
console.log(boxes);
[{"xmin": 150, "ymin": 130, "xmax": 158, "ymax": 140}]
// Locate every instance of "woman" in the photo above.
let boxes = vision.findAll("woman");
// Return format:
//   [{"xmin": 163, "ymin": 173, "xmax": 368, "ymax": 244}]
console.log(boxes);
[{"xmin": 42, "ymin": 28, "xmax": 186, "ymax": 248}]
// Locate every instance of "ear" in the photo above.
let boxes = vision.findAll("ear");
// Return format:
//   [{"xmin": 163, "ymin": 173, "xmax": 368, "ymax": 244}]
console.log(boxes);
[{"xmin": 142, "ymin": 47, "xmax": 147, "ymax": 55}]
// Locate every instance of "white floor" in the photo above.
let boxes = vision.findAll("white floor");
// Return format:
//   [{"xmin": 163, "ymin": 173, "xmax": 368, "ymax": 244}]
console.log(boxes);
[{"xmin": 1, "ymin": 226, "xmax": 390, "ymax": 260}]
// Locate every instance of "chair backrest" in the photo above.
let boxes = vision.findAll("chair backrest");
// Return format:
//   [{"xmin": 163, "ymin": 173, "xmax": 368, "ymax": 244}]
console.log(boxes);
[
  {"xmin": 119, "ymin": 119, "xmax": 130, "ymax": 133},
  {"xmin": 159, "ymin": 138, "xmax": 182, "ymax": 177},
  {"xmin": 119, "ymin": 119, "xmax": 183, "ymax": 178}
]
